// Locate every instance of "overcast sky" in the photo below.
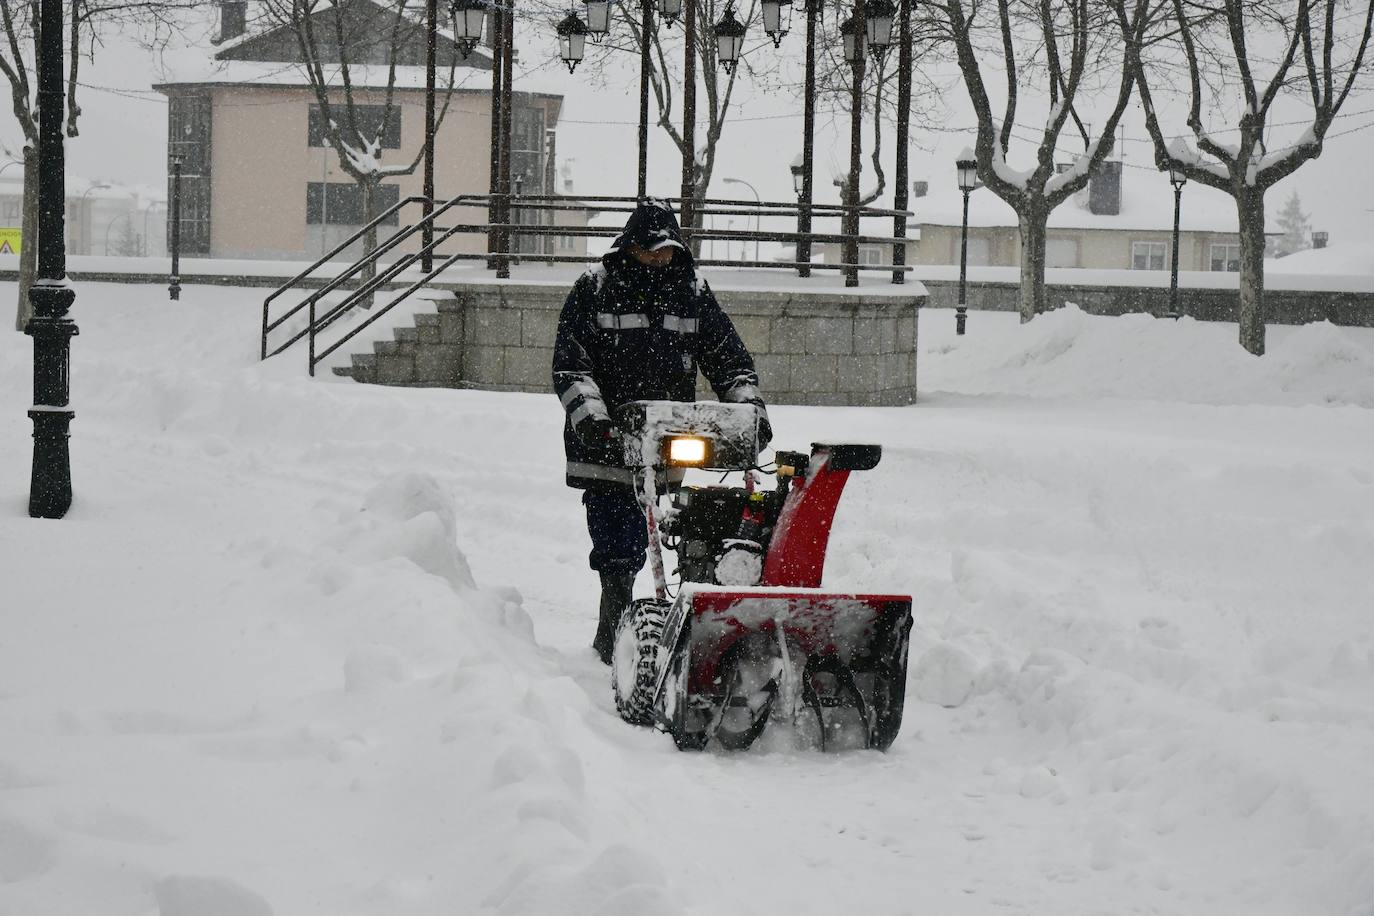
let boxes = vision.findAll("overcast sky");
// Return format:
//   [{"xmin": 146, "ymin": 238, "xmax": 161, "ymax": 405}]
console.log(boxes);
[{"xmin": 8, "ymin": 11, "xmax": 1372, "ymax": 246}]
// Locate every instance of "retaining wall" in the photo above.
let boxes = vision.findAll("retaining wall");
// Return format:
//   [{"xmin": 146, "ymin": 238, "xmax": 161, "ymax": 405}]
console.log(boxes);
[
  {"xmin": 916, "ymin": 277, "xmax": 1374, "ymax": 327},
  {"xmin": 338, "ymin": 280, "xmax": 925, "ymax": 407}
]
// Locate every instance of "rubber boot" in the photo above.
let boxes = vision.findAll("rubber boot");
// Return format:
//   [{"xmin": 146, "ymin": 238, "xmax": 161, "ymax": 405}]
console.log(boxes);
[{"xmin": 593, "ymin": 572, "xmax": 634, "ymax": 665}]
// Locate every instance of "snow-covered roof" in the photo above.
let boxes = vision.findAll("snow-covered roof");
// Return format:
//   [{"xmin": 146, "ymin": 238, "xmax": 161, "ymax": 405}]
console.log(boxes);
[
  {"xmin": 912, "ymin": 160, "xmax": 1245, "ymax": 234},
  {"xmin": 155, "ymin": 59, "xmax": 568, "ymax": 99},
  {"xmin": 1265, "ymin": 241, "xmax": 1374, "ymax": 276}
]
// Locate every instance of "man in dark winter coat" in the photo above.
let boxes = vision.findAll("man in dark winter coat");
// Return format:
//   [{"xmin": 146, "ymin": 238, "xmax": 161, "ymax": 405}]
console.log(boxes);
[{"xmin": 552, "ymin": 199, "xmax": 771, "ymax": 664}]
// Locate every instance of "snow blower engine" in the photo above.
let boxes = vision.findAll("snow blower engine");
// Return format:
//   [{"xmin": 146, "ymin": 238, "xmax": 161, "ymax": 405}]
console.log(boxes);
[{"xmin": 610, "ymin": 400, "xmax": 913, "ymax": 752}]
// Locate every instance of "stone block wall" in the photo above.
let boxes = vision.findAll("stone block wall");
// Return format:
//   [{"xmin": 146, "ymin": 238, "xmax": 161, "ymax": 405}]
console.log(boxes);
[
  {"xmin": 337, "ymin": 280, "xmax": 925, "ymax": 407},
  {"xmin": 917, "ymin": 278, "xmax": 1374, "ymax": 327}
]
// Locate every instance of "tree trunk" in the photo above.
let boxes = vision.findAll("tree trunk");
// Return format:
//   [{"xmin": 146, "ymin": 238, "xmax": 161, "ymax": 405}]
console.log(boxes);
[
  {"xmin": 359, "ymin": 175, "xmax": 378, "ymax": 308},
  {"xmin": 1017, "ymin": 204, "xmax": 1048, "ymax": 322},
  {"xmin": 1236, "ymin": 187, "xmax": 1267, "ymax": 356},
  {"xmin": 14, "ymin": 146, "xmax": 39, "ymax": 332}
]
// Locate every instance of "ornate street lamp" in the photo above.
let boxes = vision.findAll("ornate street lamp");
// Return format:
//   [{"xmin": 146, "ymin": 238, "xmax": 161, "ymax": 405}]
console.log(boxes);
[
  {"xmin": 1167, "ymin": 165, "xmax": 1186, "ymax": 320},
  {"xmin": 582, "ymin": 0, "xmax": 610, "ymax": 40},
  {"xmin": 658, "ymin": 0, "xmax": 682, "ymax": 27},
  {"xmin": 863, "ymin": 0, "xmax": 894, "ymax": 59},
  {"xmin": 451, "ymin": 0, "xmax": 487, "ymax": 57},
  {"xmin": 790, "ymin": 153, "xmax": 805, "ymax": 195},
  {"xmin": 714, "ymin": 6, "xmax": 747, "ymax": 73},
  {"xmin": 956, "ymin": 150, "xmax": 979, "ymax": 336},
  {"xmin": 839, "ymin": 13, "xmax": 863, "ymax": 66},
  {"xmin": 27, "ymin": 0, "xmax": 78, "ymax": 518},
  {"xmin": 556, "ymin": 10, "xmax": 589, "ymax": 73},
  {"xmin": 761, "ymin": 0, "xmax": 791, "ymax": 47}
]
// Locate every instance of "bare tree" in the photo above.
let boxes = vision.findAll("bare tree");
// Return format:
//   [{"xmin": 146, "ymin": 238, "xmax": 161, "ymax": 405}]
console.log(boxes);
[
  {"xmin": 926, "ymin": 0, "xmax": 1137, "ymax": 321},
  {"xmin": 3, "ymin": 0, "xmax": 196, "ymax": 331},
  {"xmin": 543, "ymin": 0, "xmax": 775, "ymax": 229},
  {"xmin": 810, "ymin": 6, "xmax": 946, "ymax": 206},
  {"xmin": 1115, "ymin": 0, "xmax": 1374, "ymax": 355},
  {"xmin": 256, "ymin": 0, "xmax": 463, "ymax": 292}
]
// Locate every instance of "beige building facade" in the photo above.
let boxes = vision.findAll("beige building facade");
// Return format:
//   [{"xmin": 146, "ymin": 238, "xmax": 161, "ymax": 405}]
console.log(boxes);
[
  {"xmin": 824, "ymin": 162, "xmax": 1251, "ymax": 274},
  {"xmin": 154, "ymin": 0, "xmax": 584, "ymax": 263}
]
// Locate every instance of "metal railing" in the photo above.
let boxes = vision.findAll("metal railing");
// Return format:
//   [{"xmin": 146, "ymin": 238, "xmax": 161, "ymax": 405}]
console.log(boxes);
[{"xmin": 260, "ymin": 192, "xmax": 913, "ymax": 376}]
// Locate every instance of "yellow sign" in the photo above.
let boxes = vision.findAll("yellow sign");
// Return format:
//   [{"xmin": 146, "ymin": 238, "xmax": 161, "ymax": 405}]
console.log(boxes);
[{"xmin": 0, "ymin": 227, "xmax": 20, "ymax": 255}]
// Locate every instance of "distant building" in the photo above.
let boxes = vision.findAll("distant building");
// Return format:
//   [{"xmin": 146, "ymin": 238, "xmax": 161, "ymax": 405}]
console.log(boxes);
[
  {"xmin": 0, "ymin": 176, "xmax": 166, "ymax": 257},
  {"xmin": 825, "ymin": 160, "xmax": 1259, "ymax": 273},
  {"xmin": 153, "ymin": 0, "xmax": 585, "ymax": 261}
]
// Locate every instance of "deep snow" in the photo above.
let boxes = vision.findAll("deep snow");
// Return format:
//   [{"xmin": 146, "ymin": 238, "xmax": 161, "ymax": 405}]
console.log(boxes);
[{"xmin": 1, "ymin": 283, "xmax": 1372, "ymax": 916}]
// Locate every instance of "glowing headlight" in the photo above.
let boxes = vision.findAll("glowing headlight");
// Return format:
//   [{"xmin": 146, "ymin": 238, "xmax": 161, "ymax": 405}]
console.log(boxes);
[{"xmin": 666, "ymin": 436, "xmax": 709, "ymax": 465}]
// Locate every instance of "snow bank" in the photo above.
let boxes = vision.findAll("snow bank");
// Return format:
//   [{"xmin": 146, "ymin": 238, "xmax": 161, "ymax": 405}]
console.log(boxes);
[
  {"xmin": 920, "ymin": 304, "xmax": 1374, "ymax": 407},
  {"xmin": 2, "ymin": 282, "xmax": 1372, "ymax": 916}
]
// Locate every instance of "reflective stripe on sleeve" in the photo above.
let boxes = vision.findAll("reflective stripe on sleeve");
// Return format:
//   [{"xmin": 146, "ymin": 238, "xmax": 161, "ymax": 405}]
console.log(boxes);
[
  {"xmin": 596, "ymin": 313, "xmax": 650, "ymax": 330},
  {"xmin": 565, "ymin": 462, "xmax": 686, "ymax": 488},
  {"xmin": 558, "ymin": 379, "xmax": 604, "ymax": 409},
  {"xmin": 662, "ymin": 315, "xmax": 698, "ymax": 334},
  {"xmin": 569, "ymin": 401, "xmax": 608, "ymax": 427},
  {"xmin": 566, "ymin": 461, "xmax": 635, "ymax": 486}
]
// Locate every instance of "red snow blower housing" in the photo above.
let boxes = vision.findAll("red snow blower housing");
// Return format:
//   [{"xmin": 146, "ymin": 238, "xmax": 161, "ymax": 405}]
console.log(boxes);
[{"xmin": 611, "ymin": 401, "xmax": 913, "ymax": 752}]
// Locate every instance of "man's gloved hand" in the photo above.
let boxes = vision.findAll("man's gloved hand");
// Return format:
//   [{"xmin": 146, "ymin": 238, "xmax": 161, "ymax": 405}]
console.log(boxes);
[
  {"xmin": 575, "ymin": 415, "xmax": 615, "ymax": 449},
  {"xmin": 751, "ymin": 402, "xmax": 773, "ymax": 451}
]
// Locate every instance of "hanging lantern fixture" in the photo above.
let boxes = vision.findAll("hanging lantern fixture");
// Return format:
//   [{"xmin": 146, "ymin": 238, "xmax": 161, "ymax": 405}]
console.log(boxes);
[
  {"xmin": 713, "ymin": 5, "xmax": 747, "ymax": 73},
  {"xmin": 761, "ymin": 0, "xmax": 792, "ymax": 47},
  {"xmin": 556, "ymin": 10, "xmax": 590, "ymax": 73},
  {"xmin": 582, "ymin": 0, "xmax": 610, "ymax": 41},
  {"xmin": 658, "ymin": 0, "xmax": 683, "ymax": 27},
  {"xmin": 863, "ymin": 0, "xmax": 895, "ymax": 59},
  {"xmin": 839, "ymin": 13, "xmax": 862, "ymax": 66},
  {"xmin": 450, "ymin": 0, "xmax": 487, "ymax": 58}
]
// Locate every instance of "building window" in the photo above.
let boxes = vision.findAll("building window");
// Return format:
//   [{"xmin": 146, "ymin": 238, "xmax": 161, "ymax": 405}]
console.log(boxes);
[
  {"xmin": 0, "ymin": 199, "xmax": 20, "ymax": 224},
  {"xmin": 1132, "ymin": 241, "xmax": 1166, "ymax": 270},
  {"xmin": 306, "ymin": 182, "xmax": 401, "ymax": 225},
  {"xmin": 1210, "ymin": 242, "xmax": 1240, "ymax": 272},
  {"xmin": 308, "ymin": 105, "xmax": 401, "ymax": 149},
  {"xmin": 1046, "ymin": 237, "xmax": 1079, "ymax": 268},
  {"xmin": 964, "ymin": 236, "xmax": 991, "ymax": 266},
  {"xmin": 858, "ymin": 245, "xmax": 885, "ymax": 265},
  {"xmin": 557, "ymin": 234, "xmax": 577, "ymax": 251}
]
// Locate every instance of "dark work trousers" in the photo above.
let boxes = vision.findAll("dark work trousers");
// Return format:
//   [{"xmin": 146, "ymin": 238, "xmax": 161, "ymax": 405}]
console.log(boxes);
[{"xmin": 582, "ymin": 486, "xmax": 648, "ymax": 578}]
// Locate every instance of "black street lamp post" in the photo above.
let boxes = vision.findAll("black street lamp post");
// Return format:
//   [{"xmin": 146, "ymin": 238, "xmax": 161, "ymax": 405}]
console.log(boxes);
[
  {"xmin": 890, "ymin": 0, "xmax": 910, "ymax": 285},
  {"xmin": 795, "ymin": 0, "xmax": 817, "ymax": 277},
  {"xmin": 169, "ymin": 154, "xmax": 183, "ymax": 301},
  {"xmin": 840, "ymin": 8, "xmax": 864, "ymax": 287},
  {"xmin": 1167, "ymin": 166, "xmax": 1186, "ymax": 320},
  {"xmin": 27, "ymin": 0, "xmax": 78, "ymax": 518},
  {"xmin": 956, "ymin": 151, "xmax": 978, "ymax": 336},
  {"xmin": 422, "ymin": 0, "xmax": 438, "ymax": 273}
]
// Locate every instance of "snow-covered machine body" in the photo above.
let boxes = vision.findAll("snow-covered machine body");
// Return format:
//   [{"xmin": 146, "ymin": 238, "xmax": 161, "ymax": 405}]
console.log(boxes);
[{"xmin": 611, "ymin": 400, "xmax": 913, "ymax": 751}]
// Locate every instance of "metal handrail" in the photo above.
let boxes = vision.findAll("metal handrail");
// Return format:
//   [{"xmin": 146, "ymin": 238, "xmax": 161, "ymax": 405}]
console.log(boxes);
[
  {"xmin": 266, "ymin": 190, "xmax": 917, "ymax": 376},
  {"xmin": 263, "ymin": 195, "xmax": 486, "ymax": 360},
  {"xmin": 261, "ymin": 194, "xmax": 430, "ymax": 360}
]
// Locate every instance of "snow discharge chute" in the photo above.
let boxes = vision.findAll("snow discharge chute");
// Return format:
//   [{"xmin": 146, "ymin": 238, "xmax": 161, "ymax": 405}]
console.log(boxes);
[{"xmin": 610, "ymin": 401, "xmax": 914, "ymax": 752}]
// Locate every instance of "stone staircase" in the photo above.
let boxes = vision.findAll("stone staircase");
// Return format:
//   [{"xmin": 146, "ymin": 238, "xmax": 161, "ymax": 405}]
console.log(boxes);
[{"xmin": 331, "ymin": 293, "xmax": 468, "ymax": 387}]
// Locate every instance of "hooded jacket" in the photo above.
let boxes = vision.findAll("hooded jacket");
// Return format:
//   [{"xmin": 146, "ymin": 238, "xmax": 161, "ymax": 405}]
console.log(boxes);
[{"xmin": 551, "ymin": 199, "xmax": 767, "ymax": 489}]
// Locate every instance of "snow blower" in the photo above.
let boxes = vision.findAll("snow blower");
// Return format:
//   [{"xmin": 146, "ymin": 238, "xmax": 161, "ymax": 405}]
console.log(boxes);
[{"xmin": 610, "ymin": 400, "xmax": 913, "ymax": 752}]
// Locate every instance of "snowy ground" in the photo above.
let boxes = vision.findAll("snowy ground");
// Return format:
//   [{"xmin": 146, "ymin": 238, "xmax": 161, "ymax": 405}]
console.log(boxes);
[{"xmin": 2, "ymin": 283, "xmax": 1373, "ymax": 916}]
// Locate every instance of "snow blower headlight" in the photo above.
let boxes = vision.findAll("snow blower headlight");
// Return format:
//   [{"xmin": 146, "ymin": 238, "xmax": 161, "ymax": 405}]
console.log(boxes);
[{"xmin": 665, "ymin": 435, "xmax": 711, "ymax": 467}]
